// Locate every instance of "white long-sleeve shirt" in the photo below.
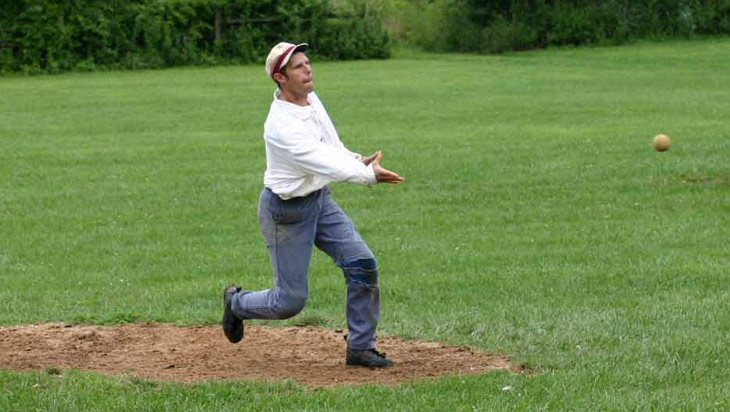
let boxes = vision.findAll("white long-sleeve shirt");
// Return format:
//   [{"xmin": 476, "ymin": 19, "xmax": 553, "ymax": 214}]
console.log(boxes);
[{"xmin": 263, "ymin": 90, "xmax": 376, "ymax": 199}]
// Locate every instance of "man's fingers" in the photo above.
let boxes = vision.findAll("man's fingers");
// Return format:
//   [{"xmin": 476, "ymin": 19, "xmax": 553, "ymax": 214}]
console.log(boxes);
[
  {"xmin": 363, "ymin": 151, "xmax": 378, "ymax": 166},
  {"xmin": 382, "ymin": 170, "xmax": 404, "ymax": 181},
  {"xmin": 373, "ymin": 150, "xmax": 383, "ymax": 164},
  {"xmin": 363, "ymin": 151, "xmax": 381, "ymax": 166},
  {"xmin": 374, "ymin": 166, "xmax": 404, "ymax": 183},
  {"xmin": 371, "ymin": 151, "xmax": 404, "ymax": 183}
]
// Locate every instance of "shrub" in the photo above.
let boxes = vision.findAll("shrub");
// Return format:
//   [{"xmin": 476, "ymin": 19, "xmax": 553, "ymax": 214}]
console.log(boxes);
[
  {"xmin": 392, "ymin": 0, "xmax": 730, "ymax": 54},
  {"xmin": 0, "ymin": 0, "xmax": 391, "ymax": 74},
  {"xmin": 318, "ymin": 16, "xmax": 390, "ymax": 59}
]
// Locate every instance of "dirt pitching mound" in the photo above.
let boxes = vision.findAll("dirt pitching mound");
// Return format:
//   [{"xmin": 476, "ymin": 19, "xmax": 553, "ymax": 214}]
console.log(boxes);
[{"xmin": 0, "ymin": 323, "xmax": 516, "ymax": 387}]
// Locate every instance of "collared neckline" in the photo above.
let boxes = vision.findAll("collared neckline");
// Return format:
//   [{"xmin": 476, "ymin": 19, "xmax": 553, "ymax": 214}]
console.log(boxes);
[{"xmin": 273, "ymin": 89, "xmax": 314, "ymax": 120}]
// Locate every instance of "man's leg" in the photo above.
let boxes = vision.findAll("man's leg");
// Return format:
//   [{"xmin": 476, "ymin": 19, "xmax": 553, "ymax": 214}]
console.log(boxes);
[
  {"xmin": 314, "ymin": 189, "xmax": 385, "ymax": 354},
  {"xmin": 230, "ymin": 188, "xmax": 319, "ymax": 320}
]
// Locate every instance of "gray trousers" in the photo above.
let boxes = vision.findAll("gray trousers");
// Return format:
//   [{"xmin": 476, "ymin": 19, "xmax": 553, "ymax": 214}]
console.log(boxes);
[{"xmin": 231, "ymin": 187, "xmax": 380, "ymax": 350}]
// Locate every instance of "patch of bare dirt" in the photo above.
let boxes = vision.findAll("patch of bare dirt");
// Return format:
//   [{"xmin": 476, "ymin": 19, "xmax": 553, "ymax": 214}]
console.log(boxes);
[{"xmin": 0, "ymin": 323, "xmax": 516, "ymax": 387}]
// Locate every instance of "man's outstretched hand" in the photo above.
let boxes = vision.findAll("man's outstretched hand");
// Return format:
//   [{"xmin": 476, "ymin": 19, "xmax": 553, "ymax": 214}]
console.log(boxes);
[{"xmin": 363, "ymin": 151, "xmax": 404, "ymax": 184}]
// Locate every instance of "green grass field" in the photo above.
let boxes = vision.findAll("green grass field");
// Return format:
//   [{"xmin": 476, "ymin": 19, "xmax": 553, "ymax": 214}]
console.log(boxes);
[{"xmin": 1, "ymin": 38, "xmax": 729, "ymax": 410}]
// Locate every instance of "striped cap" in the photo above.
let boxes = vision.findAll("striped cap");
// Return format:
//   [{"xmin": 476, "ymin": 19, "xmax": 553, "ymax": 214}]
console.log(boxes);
[{"xmin": 265, "ymin": 42, "xmax": 309, "ymax": 80}]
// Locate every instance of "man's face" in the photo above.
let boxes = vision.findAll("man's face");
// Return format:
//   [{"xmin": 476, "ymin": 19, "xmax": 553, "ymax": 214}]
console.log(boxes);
[{"xmin": 277, "ymin": 52, "xmax": 313, "ymax": 95}]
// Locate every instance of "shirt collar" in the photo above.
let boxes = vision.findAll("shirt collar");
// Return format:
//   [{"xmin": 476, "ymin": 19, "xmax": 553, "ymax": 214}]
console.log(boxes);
[{"xmin": 273, "ymin": 89, "xmax": 313, "ymax": 120}]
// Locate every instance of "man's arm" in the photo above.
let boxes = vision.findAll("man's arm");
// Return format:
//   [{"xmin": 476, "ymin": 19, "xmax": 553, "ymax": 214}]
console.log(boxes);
[{"xmin": 267, "ymin": 128, "xmax": 376, "ymax": 185}]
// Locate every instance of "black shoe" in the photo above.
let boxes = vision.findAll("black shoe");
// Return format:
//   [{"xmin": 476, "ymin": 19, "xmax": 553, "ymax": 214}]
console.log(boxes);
[
  {"xmin": 222, "ymin": 285, "xmax": 243, "ymax": 343},
  {"xmin": 346, "ymin": 347, "xmax": 394, "ymax": 368}
]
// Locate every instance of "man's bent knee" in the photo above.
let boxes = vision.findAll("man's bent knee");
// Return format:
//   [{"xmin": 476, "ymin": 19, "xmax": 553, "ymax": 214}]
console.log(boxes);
[
  {"xmin": 342, "ymin": 258, "xmax": 378, "ymax": 286},
  {"xmin": 273, "ymin": 295, "xmax": 307, "ymax": 319}
]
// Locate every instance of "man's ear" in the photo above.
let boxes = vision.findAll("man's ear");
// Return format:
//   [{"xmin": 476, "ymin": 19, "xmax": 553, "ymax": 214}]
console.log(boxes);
[{"xmin": 273, "ymin": 72, "xmax": 287, "ymax": 85}]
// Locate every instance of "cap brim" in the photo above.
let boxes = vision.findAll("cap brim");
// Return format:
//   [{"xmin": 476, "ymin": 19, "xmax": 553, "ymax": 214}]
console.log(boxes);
[
  {"xmin": 294, "ymin": 43, "xmax": 308, "ymax": 53},
  {"xmin": 281, "ymin": 43, "xmax": 309, "ymax": 69}
]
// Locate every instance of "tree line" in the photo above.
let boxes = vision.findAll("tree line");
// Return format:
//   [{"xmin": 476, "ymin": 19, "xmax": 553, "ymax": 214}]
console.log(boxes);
[{"xmin": 0, "ymin": 0, "xmax": 389, "ymax": 74}]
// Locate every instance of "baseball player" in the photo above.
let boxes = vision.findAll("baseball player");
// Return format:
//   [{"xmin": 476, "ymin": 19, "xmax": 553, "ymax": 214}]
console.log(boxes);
[{"xmin": 222, "ymin": 42, "xmax": 404, "ymax": 368}]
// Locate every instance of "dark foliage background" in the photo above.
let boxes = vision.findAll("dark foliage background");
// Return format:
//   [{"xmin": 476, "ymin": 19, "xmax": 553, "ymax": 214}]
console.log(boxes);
[
  {"xmin": 400, "ymin": 0, "xmax": 730, "ymax": 53},
  {"xmin": 0, "ymin": 0, "xmax": 390, "ymax": 74}
]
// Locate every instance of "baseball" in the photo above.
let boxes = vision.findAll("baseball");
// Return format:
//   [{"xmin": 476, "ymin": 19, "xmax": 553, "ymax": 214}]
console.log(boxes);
[{"xmin": 653, "ymin": 134, "xmax": 670, "ymax": 152}]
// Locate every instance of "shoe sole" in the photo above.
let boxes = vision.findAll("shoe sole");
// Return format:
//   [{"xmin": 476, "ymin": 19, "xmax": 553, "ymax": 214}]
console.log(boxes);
[
  {"xmin": 222, "ymin": 286, "xmax": 243, "ymax": 343},
  {"xmin": 346, "ymin": 361, "xmax": 393, "ymax": 368},
  {"xmin": 346, "ymin": 358, "xmax": 394, "ymax": 368}
]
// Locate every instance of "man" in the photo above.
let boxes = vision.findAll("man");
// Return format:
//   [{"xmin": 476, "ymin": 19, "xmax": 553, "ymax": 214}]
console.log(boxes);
[{"xmin": 222, "ymin": 42, "xmax": 404, "ymax": 368}]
